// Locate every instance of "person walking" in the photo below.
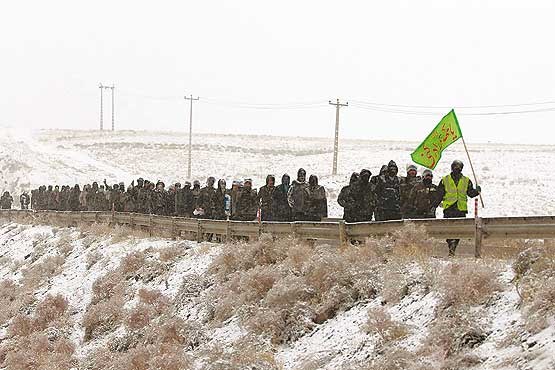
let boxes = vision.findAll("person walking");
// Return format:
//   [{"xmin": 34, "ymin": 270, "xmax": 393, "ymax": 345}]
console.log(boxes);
[{"xmin": 435, "ymin": 160, "xmax": 481, "ymax": 257}]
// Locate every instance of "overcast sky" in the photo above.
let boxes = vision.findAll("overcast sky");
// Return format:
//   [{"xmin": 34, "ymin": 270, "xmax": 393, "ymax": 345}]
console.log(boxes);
[{"xmin": 1, "ymin": 0, "xmax": 554, "ymax": 144}]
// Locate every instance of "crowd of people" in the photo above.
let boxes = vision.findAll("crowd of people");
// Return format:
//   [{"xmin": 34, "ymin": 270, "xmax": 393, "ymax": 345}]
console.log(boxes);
[
  {"xmin": 0, "ymin": 159, "xmax": 480, "ymax": 255},
  {"xmin": 7, "ymin": 169, "xmax": 326, "ymax": 222}
]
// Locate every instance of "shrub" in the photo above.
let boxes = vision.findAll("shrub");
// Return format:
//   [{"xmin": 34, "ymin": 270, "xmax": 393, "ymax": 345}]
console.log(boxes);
[
  {"xmin": 34, "ymin": 294, "xmax": 68, "ymax": 330},
  {"xmin": 200, "ymin": 338, "xmax": 279, "ymax": 370},
  {"xmin": 158, "ymin": 245, "xmax": 186, "ymax": 263},
  {"xmin": 138, "ymin": 288, "xmax": 169, "ymax": 313},
  {"xmin": 0, "ymin": 280, "xmax": 35, "ymax": 327},
  {"xmin": 125, "ymin": 304, "xmax": 156, "ymax": 330},
  {"xmin": 207, "ymin": 234, "xmax": 386, "ymax": 343},
  {"xmin": 437, "ymin": 261, "xmax": 502, "ymax": 307},
  {"xmin": 364, "ymin": 307, "xmax": 410, "ymax": 343},
  {"xmin": 209, "ymin": 234, "xmax": 290, "ymax": 280},
  {"xmin": 120, "ymin": 251, "xmax": 147, "ymax": 276},
  {"xmin": 424, "ymin": 310, "xmax": 487, "ymax": 359},
  {"xmin": 83, "ymin": 295, "xmax": 125, "ymax": 341},
  {"xmin": 21, "ymin": 255, "xmax": 66, "ymax": 291},
  {"xmin": 2, "ymin": 333, "xmax": 76, "ymax": 370},
  {"xmin": 86, "ymin": 250, "xmax": 103, "ymax": 270}
]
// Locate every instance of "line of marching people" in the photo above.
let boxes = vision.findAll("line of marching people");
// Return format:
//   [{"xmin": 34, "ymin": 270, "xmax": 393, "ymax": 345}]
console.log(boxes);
[
  {"xmin": 19, "ymin": 169, "xmax": 327, "ymax": 222},
  {"xmin": 4, "ymin": 159, "xmax": 479, "ymax": 255},
  {"xmin": 338, "ymin": 159, "xmax": 481, "ymax": 256}
]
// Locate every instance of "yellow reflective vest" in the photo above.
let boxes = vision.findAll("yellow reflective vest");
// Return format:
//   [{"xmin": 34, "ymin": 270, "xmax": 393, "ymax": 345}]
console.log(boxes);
[{"xmin": 441, "ymin": 174, "xmax": 469, "ymax": 211}]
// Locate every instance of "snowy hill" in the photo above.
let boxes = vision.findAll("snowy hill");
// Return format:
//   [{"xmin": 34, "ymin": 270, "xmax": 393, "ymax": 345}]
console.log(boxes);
[
  {"xmin": 1, "ymin": 128, "xmax": 555, "ymax": 218},
  {"xmin": 0, "ymin": 221, "xmax": 554, "ymax": 369}
]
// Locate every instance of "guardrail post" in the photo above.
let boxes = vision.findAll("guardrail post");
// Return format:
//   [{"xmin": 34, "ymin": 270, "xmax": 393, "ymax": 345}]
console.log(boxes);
[
  {"xmin": 197, "ymin": 219, "xmax": 202, "ymax": 243},
  {"xmin": 171, "ymin": 218, "xmax": 177, "ymax": 240},
  {"xmin": 339, "ymin": 220, "xmax": 348, "ymax": 247},
  {"xmin": 291, "ymin": 222, "xmax": 298, "ymax": 239},
  {"xmin": 226, "ymin": 220, "xmax": 231, "ymax": 242},
  {"xmin": 475, "ymin": 217, "xmax": 483, "ymax": 258}
]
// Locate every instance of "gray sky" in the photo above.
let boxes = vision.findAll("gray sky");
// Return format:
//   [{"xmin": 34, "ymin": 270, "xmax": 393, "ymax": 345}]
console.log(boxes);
[{"xmin": 2, "ymin": 0, "xmax": 554, "ymax": 144}]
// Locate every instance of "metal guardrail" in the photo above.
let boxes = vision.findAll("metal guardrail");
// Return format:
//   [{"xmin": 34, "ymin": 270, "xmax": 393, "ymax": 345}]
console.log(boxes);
[{"xmin": 1, "ymin": 210, "xmax": 555, "ymax": 257}]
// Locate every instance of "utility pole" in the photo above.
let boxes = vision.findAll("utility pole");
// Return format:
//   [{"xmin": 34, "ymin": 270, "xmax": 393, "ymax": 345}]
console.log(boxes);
[
  {"xmin": 99, "ymin": 83, "xmax": 115, "ymax": 131},
  {"xmin": 329, "ymin": 98, "xmax": 348, "ymax": 176},
  {"xmin": 184, "ymin": 94, "xmax": 200, "ymax": 179},
  {"xmin": 99, "ymin": 83, "xmax": 105, "ymax": 130},
  {"xmin": 110, "ymin": 85, "xmax": 115, "ymax": 131}
]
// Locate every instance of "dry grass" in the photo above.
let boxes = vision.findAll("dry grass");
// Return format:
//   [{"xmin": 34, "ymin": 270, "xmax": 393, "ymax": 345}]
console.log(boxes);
[
  {"xmin": 513, "ymin": 246, "xmax": 555, "ymax": 333},
  {"xmin": 55, "ymin": 231, "xmax": 75, "ymax": 257},
  {"xmin": 158, "ymin": 245, "xmax": 186, "ymax": 263},
  {"xmin": 364, "ymin": 307, "xmax": 410, "ymax": 343},
  {"xmin": 2, "ymin": 333, "xmax": 76, "ymax": 370},
  {"xmin": 437, "ymin": 261, "xmax": 502, "ymax": 308},
  {"xmin": 86, "ymin": 250, "xmax": 103, "ymax": 270},
  {"xmin": 424, "ymin": 310, "xmax": 487, "ymax": 360},
  {"xmin": 1, "ymin": 294, "xmax": 75, "ymax": 370},
  {"xmin": 84, "ymin": 318, "xmax": 200, "ymax": 370},
  {"xmin": 205, "ymin": 224, "xmax": 445, "ymax": 344},
  {"xmin": 83, "ymin": 268, "xmax": 128, "ymax": 341},
  {"xmin": 357, "ymin": 349, "xmax": 427, "ymax": 370},
  {"xmin": 8, "ymin": 294, "xmax": 69, "ymax": 337},
  {"xmin": 125, "ymin": 289, "xmax": 169, "ymax": 330},
  {"xmin": 0, "ymin": 280, "xmax": 36, "ymax": 329},
  {"xmin": 207, "ymin": 232, "xmax": 405, "ymax": 344},
  {"xmin": 21, "ymin": 254, "xmax": 66, "ymax": 291},
  {"xmin": 76, "ymin": 222, "xmax": 151, "ymax": 245},
  {"xmin": 199, "ymin": 337, "xmax": 279, "ymax": 370}
]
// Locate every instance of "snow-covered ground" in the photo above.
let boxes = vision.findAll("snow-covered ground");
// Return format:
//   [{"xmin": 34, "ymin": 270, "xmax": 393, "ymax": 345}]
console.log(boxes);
[
  {"xmin": 1, "ymin": 128, "xmax": 555, "ymax": 218},
  {"xmin": 0, "ymin": 221, "xmax": 554, "ymax": 369}
]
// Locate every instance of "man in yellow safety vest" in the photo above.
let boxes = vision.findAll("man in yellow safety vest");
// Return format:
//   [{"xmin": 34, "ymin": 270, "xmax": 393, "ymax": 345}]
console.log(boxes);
[{"xmin": 434, "ymin": 160, "xmax": 481, "ymax": 257}]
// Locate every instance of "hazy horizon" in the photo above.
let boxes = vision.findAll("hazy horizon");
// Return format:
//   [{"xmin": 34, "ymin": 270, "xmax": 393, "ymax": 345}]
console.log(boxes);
[{"xmin": 2, "ymin": 1, "xmax": 554, "ymax": 144}]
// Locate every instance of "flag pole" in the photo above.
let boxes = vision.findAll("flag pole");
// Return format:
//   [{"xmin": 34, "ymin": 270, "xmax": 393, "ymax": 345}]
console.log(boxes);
[{"xmin": 461, "ymin": 136, "xmax": 485, "ymax": 208}]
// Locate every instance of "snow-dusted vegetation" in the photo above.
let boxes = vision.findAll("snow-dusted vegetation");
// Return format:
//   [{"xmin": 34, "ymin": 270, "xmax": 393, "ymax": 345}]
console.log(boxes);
[{"xmin": 0, "ymin": 220, "xmax": 553, "ymax": 369}]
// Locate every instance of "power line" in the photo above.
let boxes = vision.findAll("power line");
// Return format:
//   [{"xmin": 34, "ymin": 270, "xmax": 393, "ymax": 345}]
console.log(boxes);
[
  {"xmin": 350, "ymin": 98, "xmax": 555, "ymax": 110},
  {"xmin": 103, "ymin": 86, "xmax": 555, "ymax": 116},
  {"xmin": 200, "ymin": 98, "xmax": 328, "ymax": 110},
  {"xmin": 349, "ymin": 102, "xmax": 555, "ymax": 116}
]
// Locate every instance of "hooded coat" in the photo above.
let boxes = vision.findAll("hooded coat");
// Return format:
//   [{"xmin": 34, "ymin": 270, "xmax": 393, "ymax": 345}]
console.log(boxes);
[
  {"xmin": 234, "ymin": 184, "xmax": 258, "ymax": 221},
  {"xmin": 287, "ymin": 169, "xmax": 309, "ymax": 220},
  {"xmin": 257, "ymin": 175, "xmax": 276, "ymax": 221},
  {"xmin": 305, "ymin": 175, "xmax": 328, "ymax": 221},
  {"xmin": 272, "ymin": 174, "xmax": 292, "ymax": 222},
  {"xmin": 213, "ymin": 180, "xmax": 229, "ymax": 220},
  {"xmin": 338, "ymin": 172, "xmax": 360, "ymax": 222},
  {"xmin": 374, "ymin": 160, "xmax": 402, "ymax": 221}
]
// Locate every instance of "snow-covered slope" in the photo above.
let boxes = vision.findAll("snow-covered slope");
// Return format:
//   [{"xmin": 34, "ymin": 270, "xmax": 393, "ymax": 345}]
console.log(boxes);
[
  {"xmin": 1, "ymin": 128, "xmax": 555, "ymax": 217},
  {"xmin": 0, "ymin": 221, "xmax": 553, "ymax": 369}
]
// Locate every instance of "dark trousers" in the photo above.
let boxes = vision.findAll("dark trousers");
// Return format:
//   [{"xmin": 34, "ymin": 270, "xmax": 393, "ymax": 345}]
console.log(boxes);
[
  {"xmin": 381, "ymin": 209, "xmax": 402, "ymax": 221},
  {"xmin": 444, "ymin": 207, "xmax": 467, "ymax": 257},
  {"xmin": 293, "ymin": 212, "xmax": 308, "ymax": 221}
]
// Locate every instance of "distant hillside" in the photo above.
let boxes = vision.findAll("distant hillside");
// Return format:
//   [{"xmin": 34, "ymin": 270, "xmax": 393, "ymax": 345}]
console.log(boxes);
[{"xmin": 1, "ymin": 128, "xmax": 555, "ymax": 217}]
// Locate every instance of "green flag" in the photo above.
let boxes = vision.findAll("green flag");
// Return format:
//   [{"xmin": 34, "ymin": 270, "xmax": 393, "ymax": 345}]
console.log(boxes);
[{"xmin": 411, "ymin": 109, "xmax": 463, "ymax": 170}]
